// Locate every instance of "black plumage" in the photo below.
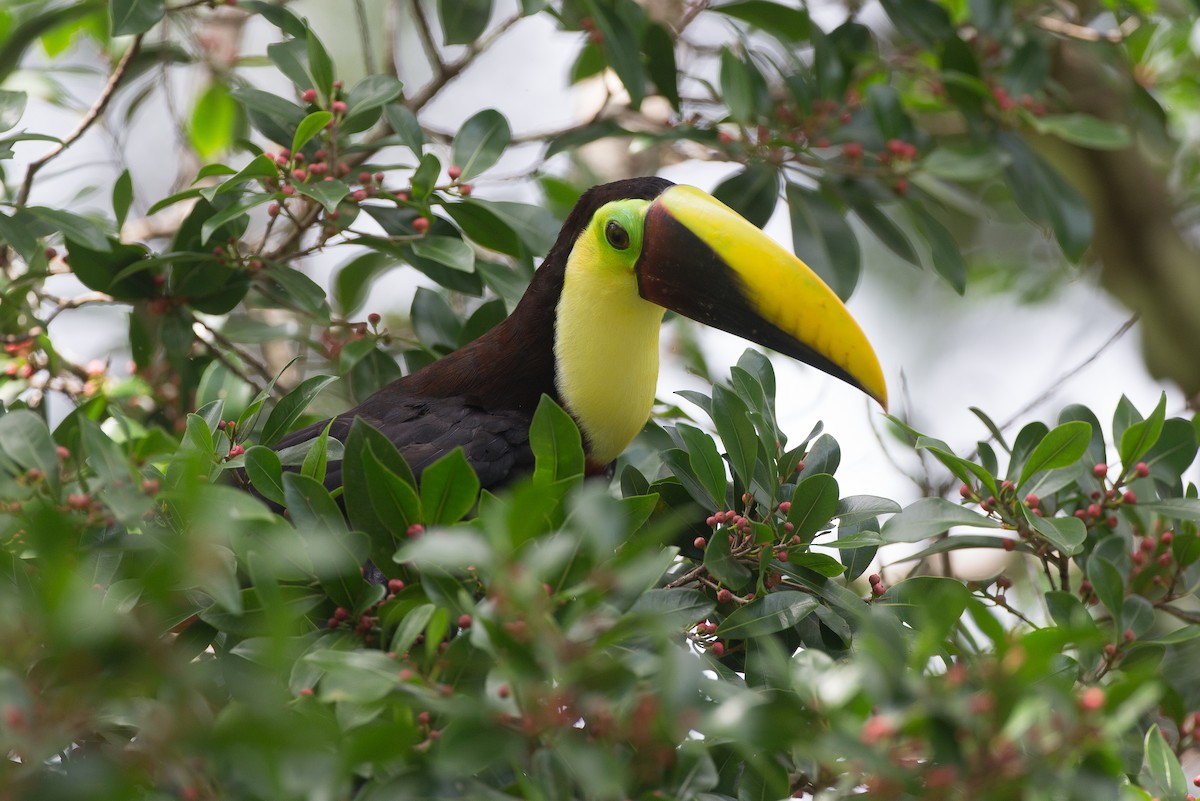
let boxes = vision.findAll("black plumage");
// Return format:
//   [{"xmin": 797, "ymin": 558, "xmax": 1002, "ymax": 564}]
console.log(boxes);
[{"xmin": 274, "ymin": 177, "xmax": 675, "ymax": 491}]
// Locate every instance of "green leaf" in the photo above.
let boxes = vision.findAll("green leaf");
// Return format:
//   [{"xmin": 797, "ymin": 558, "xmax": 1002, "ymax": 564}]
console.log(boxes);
[
  {"xmin": 713, "ymin": 1, "xmax": 810, "ymax": 40},
  {"xmin": 384, "ymin": 103, "xmax": 425, "ymax": 156},
  {"xmin": 910, "ymin": 204, "xmax": 966, "ymax": 294},
  {"xmin": 787, "ymin": 473, "xmax": 839, "ymax": 543},
  {"xmin": 1017, "ymin": 420, "xmax": 1092, "ymax": 488},
  {"xmin": 846, "ymin": 197, "xmax": 920, "ymax": 267},
  {"xmin": 189, "ymin": 81, "xmax": 239, "ymax": 159},
  {"xmin": 920, "ymin": 145, "xmax": 1010, "ymax": 182},
  {"xmin": 410, "ymin": 286, "xmax": 462, "ymax": 351},
  {"xmin": 719, "ymin": 46, "xmax": 762, "ymax": 123},
  {"xmin": 999, "ymin": 132, "xmax": 1092, "ymax": 261},
  {"xmin": 411, "ymin": 235, "xmax": 475, "ymax": 272},
  {"xmin": 786, "ymin": 182, "xmax": 860, "ymax": 300},
  {"xmin": 362, "ymin": 442, "xmax": 422, "ymax": 542},
  {"xmin": 451, "ymin": 109, "xmax": 511, "ymax": 181},
  {"xmin": 703, "ymin": 524, "xmax": 753, "ymax": 592},
  {"xmin": 711, "ymin": 385, "xmax": 758, "ymax": 487},
  {"xmin": 0, "ymin": 89, "xmax": 27, "ymax": 133},
  {"xmin": 111, "ymin": 0, "xmax": 164, "ymax": 35},
  {"xmin": 712, "ymin": 164, "xmax": 779, "ymax": 229},
  {"xmin": 677, "ymin": 424, "xmax": 727, "ymax": 509},
  {"xmin": 627, "ymin": 589, "xmax": 715, "ymax": 631},
  {"xmin": 882, "ymin": 497, "xmax": 1000, "ymax": 543},
  {"xmin": 1030, "ymin": 114, "xmax": 1132, "ymax": 150},
  {"xmin": 346, "ymin": 74, "xmax": 403, "ymax": 119},
  {"xmin": 0, "ymin": 410, "xmax": 56, "ymax": 486},
  {"xmin": 300, "ymin": 419, "xmax": 333, "ymax": 484},
  {"xmin": 306, "ymin": 27, "xmax": 334, "ymax": 97},
  {"xmin": 917, "ymin": 435, "xmax": 999, "ymax": 497},
  {"xmin": 419, "ymin": 448, "xmax": 480, "ymax": 525},
  {"xmin": 1119, "ymin": 393, "xmax": 1166, "ymax": 470},
  {"xmin": 243, "ymin": 445, "xmax": 285, "ymax": 506},
  {"xmin": 1140, "ymin": 499, "xmax": 1200, "ymax": 522},
  {"xmin": 642, "ymin": 23, "xmax": 679, "ymax": 110},
  {"xmin": 584, "ymin": 0, "xmax": 646, "ymax": 108},
  {"xmin": 232, "ymin": 87, "xmax": 306, "ymax": 146},
  {"xmin": 1023, "ymin": 510, "xmax": 1086, "ymax": 556},
  {"xmin": 291, "ymin": 110, "xmax": 333, "ymax": 155},
  {"xmin": 112, "ymin": 169, "xmax": 133, "ymax": 230},
  {"xmin": 1087, "ymin": 555, "xmax": 1124, "ymax": 618},
  {"xmin": 333, "ymin": 251, "xmax": 393, "ymax": 315},
  {"xmin": 1143, "ymin": 724, "xmax": 1188, "ymax": 801},
  {"xmin": 282, "ymin": 472, "xmax": 345, "ymax": 534},
  {"xmin": 717, "ymin": 591, "xmax": 818, "ymax": 638},
  {"xmin": 438, "ymin": 0, "xmax": 491, "ymax": 44},
  {"xmin": 530, "ymin": 395, "xmax": 585, "ymax": 484},
  {"xmin": 28, "ymin": 206, "xmax": 110, "ymax": 252},
  {"xmin": 260, "ymin": 375, "xmax": 338, "ymax": 447},
  {"xmin": 834, "ymin": 495, "xmax": 901, "ymax": 527},
  {"xmin": 294, "ymin": 178, "xmax": 350, "ymax": 214},
  {"xmin": 199, "ymin": 193, "xmax": 274, "ymax": 245}
]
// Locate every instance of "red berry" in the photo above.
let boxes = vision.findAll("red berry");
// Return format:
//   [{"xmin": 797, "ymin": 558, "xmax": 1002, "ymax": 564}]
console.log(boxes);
[
  {"xmin": 1024, "ymin": 493, "xmax": 1039, "ymax": 508},
  {"xmin": 842, "ymin": 142, "xmax": 863, "ymax": 159},
  {"xmin": 301, "ymin": 89, "xmax": 317, "ymax": 103},
  {"xmin": 716, "ymin": 588, "xmax": 733, "ymax": 603},
  {"xmin": 4, "ymin": 705, "xmax": 25, "ymax": 729},
  {"xmin": 1079, "ymin": 687, "xmax": 1104, "ymax": 711},
  {"xmin": 268, "ymin": 203, "xmax": 281, "ymax": 217},
  {"xmin": 447, "ymin": 166, "xmax": 462, "ymax": 180},
  {"xmin": 228, "ymin": 444, "xmax": 244, "ymax": 458},
  {"xmin": 960, "ymin": 484, "xmax": 972, "ymax": 498},
  {"xmin": 368, "ymin": 312, "xmax": 382, "ymax": 326},
  {"xmin": 779, "ymin": 501, "xmax": 791, "ymax": 514},
  {"xmin": 353, "ymin": 189, "xmax": 368, "ymax": 202},
  {"xmin": 498, "ymin": 685, "xmax": 510, "ymax": 699},
  {"xmin": 406, "ymin": 523, "xmax": 424, "ymax": 537},
  {"xmin": 1087, "ymin": 504, "xmax": 1102, "ymax": 519},
  {"xmin": 459, "ymin": 183, "xmax": 472, "ymax": 197},
  {"xmin": 1161, "ymin": 530, "xmax": 1174, "ymax": 545},
  {"xmin": 281, "ymin": 184, "xmax": 296, "ymax": 196},
  {"xmin": 67, "ymin": 493, "xmax": 90, "ymax": 510},
  {"xmin": 1106, "ymin": 515, "xmax": 1118, "ymax": 528},
  {"xmin": 1135, "ymin": 461, "xmax": 1150, "ymax": 478},
  {"xmin": 417, "ymin": 711, "xmax": 430, "ymax": 725},
  {"xmin": 299, "ymin": 687, "xmax": 314, "ymax": 697},
  {"xmin": 1124, "ymin": 628, "xmax": 1136, "ymax": 643},
  {"xmin": 331, "ymin": 100, "xmax": 347, "ymax": 114},
  {"xmin": 457, "ymin": 614, "xmax": 472, "ymax": 629},
  {"xmin": 387, "ymin": 579, "xmax": 404, "ymax": 593},
  {"xmin": 1002, "ymin": 539, "xmax": 1015, "ymax": 551},
  {"xmin": 711, "ymin": 641, "xmax": 725, "ymax": 657},
  {"xmin": 1093, "ymin": 463, "xmax": 1108, "ymax": 478},
  {"xmin": 1123, "ymin": 490, "xmax": 1137, "ymax": 505},
  {"xmin": 693, "ymin": 536, "xmax": 706, "ymax": 549},
  {"xmin": 412, "ymin": 217, "xmax": 430, "ymax": 234}
]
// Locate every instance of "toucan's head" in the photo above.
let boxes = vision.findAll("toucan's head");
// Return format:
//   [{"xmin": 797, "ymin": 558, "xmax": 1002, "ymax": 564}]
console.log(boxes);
[{"xmin": 558, "ymin": 179, "xmax": 887, "ymax": 412}]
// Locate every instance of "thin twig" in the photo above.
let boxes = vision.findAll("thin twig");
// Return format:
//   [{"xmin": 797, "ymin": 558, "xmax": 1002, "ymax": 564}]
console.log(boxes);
[
  {"xmin": 354, "ymin": 0, "xmax": 377, "ymax": 75},
  {"xmin": 967, "ymin": 314, "xmax": 1139, "ymax": 458},
  {"xmin": 1160, "ymin": 605, "xmax": 1200, "ymax": 625},
  {"xmin": 192, "ymin": 314, "xmax": 277, "ymax": 385},
  {"xmin": 410, "ymin": 0, "xmax": 445, "ymax": 80},
  {"xmin": 407, "ymin": 13, "xmax": 521, "ymax": 111},
  {"xmin": 17, "ymin": 34, "xmax": 144, "ymax": 206},
  {"xmin": 1035, "ymin": 15, "xmax": 1139, "ymax": 43}
]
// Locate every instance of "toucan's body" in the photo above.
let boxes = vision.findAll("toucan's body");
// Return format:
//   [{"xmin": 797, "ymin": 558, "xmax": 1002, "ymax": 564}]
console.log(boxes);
[{"xmin": 275, "ymin": 177, "xmax": 886, "ymax": 489}]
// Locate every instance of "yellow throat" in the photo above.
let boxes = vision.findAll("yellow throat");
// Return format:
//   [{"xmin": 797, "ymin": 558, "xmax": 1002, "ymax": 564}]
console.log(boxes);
[{"xmin": 554, "ymin": 201, "xmax": 665, "ymax": 465}]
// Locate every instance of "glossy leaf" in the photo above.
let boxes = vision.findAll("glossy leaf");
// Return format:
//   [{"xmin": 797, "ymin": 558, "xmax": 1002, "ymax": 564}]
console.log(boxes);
[
  {"xmin": 712, "ymin": 164, "xmax": 779, "ymax": 229},
  {"xmin": 1119, "ymin": 393, "xmax": 1166, "ymax": 470},
  {"xmin": 244, "ymin": 445, "xmax": 285, "ymax": 506},
  {"xmin": 1017, "ymin": 420, "xmax": 1091, "ymax": 488},
  {"xmin": 112, "ymin": 0, "xmax": 164, "ymax": 35},
  {"xmin": 787, "ymin": 473, "xmax": 839, "ymax": 543},
  {"xmin": 786, "ymin": 182, "xmax": 860, "ymax": 300},
  {"xmin": 451, "ymin": 109, "xmax": 511, "ymax": 181},
  {"xmin": 439, "ymin": 0, "xmax": 491, "ymax": 45},
  {"xmin": 419, "ymin": 448, "xmax": 479, "ymax": 525},
  {"xmin": 530, "ymin": 395, "xmax": 585, "ymax": 484},
  {"xmin": 717, "ymin": 592, "xmax": 817, "ymax": 638},
  {"xmin": 882, "ymin": 497, "xmax": 1000, "ymax": 542},
  {"xmin": 260, "ymin": 375, "xmax": 339, "ymax": 447}
]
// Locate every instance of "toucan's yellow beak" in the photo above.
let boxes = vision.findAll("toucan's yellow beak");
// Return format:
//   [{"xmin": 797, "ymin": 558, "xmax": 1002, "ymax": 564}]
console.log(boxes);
[{"xmin": 635, "ymin": 185, "xmax": 888, "ymax": 410}]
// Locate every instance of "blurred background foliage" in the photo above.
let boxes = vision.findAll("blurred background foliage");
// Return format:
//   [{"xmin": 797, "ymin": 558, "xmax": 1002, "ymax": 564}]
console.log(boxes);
[{"xmin": 1, "ymin": 0, "xmax": 1199, "ymax": 798}]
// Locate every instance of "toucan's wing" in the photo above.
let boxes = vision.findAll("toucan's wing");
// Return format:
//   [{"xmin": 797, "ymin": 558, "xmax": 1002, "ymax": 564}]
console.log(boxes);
[{"xmin": 274, "ymin": 393, "xmax": 535, "ymax": 493}]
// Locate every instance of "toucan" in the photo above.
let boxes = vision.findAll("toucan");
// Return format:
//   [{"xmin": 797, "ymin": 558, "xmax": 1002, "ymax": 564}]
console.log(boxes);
[{"xmin": 274, "ymin": 177, "xmax": 887, "ymax": 489}]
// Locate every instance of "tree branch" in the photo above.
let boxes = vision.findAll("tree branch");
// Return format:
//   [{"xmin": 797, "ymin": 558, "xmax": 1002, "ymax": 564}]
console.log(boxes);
[{"xmin": 17, "ymin": 34, "xmax": 144, "ymax": 207}]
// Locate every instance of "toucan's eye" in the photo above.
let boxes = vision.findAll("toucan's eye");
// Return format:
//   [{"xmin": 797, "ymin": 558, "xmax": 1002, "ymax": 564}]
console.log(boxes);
[{"xmin": 605, "ymin": 220, "xmax": 630, "ymax": 250}]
